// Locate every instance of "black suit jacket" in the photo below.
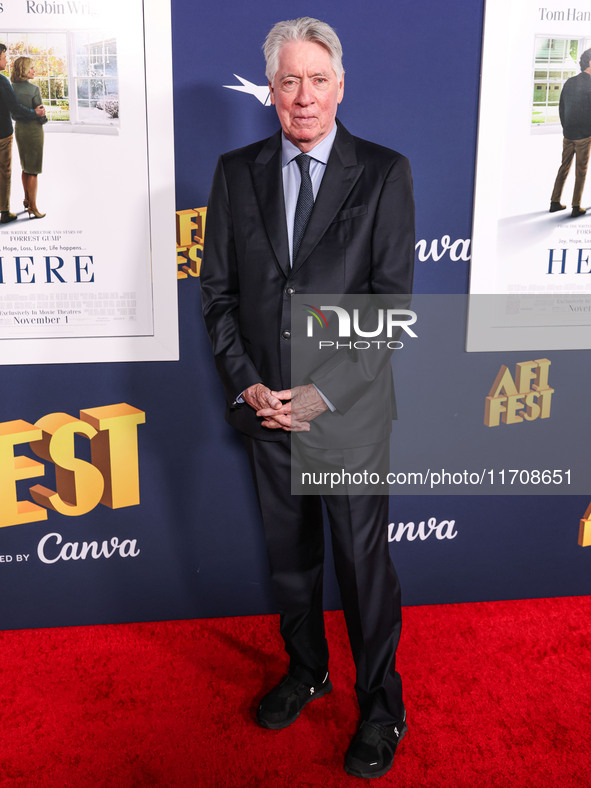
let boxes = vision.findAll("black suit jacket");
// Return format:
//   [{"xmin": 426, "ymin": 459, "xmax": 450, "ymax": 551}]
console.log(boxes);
[
  {"xmin": 559, "ymin": 71, "xmax": 591, "ymax": 140},
  {"xmin": 201, "ymin": 120, "xmax": 415, "ymax": 443}
]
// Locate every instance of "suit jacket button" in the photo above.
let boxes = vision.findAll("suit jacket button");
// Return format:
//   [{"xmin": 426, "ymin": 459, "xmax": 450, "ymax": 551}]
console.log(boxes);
[
  {"xmin": 282, "ymin": 330, "xmax": 291, "ymax": 340},
  {"xmin": 285, "ymin": 287, "xmax": 296, "ymax": 296}
]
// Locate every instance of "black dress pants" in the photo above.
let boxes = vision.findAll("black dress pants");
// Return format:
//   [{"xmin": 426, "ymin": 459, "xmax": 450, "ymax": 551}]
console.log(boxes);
[{"xmin": 244, "ymin": 434, "xmax": 403, "ymax": 725}]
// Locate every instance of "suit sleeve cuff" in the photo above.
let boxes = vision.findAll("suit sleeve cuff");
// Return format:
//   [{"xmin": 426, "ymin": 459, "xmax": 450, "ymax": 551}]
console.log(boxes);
[{"xmin": 313, "ymin": 384, "xmax": 335, "ymax": 412}]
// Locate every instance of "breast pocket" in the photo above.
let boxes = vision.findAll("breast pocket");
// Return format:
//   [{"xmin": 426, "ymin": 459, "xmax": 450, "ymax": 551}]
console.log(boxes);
[{"xmin": 331, "ymin": 205, "xmax": 368, "ymax": 223}]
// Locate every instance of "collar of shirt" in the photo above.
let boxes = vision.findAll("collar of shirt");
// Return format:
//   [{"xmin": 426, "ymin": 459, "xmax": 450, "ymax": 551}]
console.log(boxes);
[
  {"xmin": 281, "ymin": 122, "xmax": 337, "ymax": 169},
  {"xmin": 281, "ymin": 123, "xmax": 337, "ymax": 263}
]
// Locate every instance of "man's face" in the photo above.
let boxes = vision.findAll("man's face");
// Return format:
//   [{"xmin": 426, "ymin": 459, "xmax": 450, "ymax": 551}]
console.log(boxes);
[
  {"xmin": 269, "ymin": 39, "xmax": 344, "ymax": 152},
  {"xmin": 0, "ymin": 51, "xmax": 7, "ymax": 71}
]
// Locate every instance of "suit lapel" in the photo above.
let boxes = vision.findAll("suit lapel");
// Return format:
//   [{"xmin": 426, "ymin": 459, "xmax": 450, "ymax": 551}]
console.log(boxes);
[
  {"xmin": 249, "ymin": 123, "xmax": 364, "ymax": 277},
  {"xmin": 249, "ymin": 131, "xmax": 290, "ymax": 277},
  {"xmin": 292, "ymin": 121, "xmax": 364, "ymax": 274}
]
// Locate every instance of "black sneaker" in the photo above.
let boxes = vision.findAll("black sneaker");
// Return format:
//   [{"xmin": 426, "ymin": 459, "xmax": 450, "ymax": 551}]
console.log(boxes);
[
  {"xmin": 572, "ymin": 206, "xmax": 587, "ymax": 218},
  {"xmin": 0, "ymin": 211, "xmax": 17, "ymax": 224},
  {"xmin": 344, "ymin": 711, "xmax": 408, "ymax": 779},
  {"xmin": 256, "ymin": 672, "xmax": 332, "ymax": 729}
]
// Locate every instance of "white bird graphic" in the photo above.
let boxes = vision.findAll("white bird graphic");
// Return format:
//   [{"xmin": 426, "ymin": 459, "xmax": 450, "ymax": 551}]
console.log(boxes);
[{"xmin": 223, "ymin": 75, "xmax": 271, "ymax": 106}]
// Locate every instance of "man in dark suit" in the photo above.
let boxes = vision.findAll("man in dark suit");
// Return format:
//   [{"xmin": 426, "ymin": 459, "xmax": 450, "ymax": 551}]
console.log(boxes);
[
  {"xmin": 549, "ymin": 47, "xmax": 591, "ymax": 218},
  {"xmin": 201, "ymin": 17, "xmax": 414, "ymax": 779}
]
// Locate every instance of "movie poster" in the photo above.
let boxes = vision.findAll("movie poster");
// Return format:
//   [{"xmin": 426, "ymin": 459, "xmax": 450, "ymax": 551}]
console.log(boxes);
[
  {"xmin": 468, "ymin": 0, "xmax": 591, "ymax": 351},
  {"xmin": 0, "ymin": 0, "xmax": 177, "ymax": 363}
]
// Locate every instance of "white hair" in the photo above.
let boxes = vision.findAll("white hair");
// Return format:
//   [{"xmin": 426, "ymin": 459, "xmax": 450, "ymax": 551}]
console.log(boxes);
[{"xmin": 263, "ymin": 17, "xmax": 344, "ymax": 83}]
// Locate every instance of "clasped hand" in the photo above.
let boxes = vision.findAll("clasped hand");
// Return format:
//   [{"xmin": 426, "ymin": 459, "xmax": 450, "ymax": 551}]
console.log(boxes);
[{"xmin": 242, "ymin": 383, "xmax": 328, "ymax": 432}]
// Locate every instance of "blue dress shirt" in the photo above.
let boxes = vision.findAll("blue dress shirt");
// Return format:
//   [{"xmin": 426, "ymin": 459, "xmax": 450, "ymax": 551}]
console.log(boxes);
[{"xmin": 281, "ymin": 123, "xmax": 337, "ymax": 265}]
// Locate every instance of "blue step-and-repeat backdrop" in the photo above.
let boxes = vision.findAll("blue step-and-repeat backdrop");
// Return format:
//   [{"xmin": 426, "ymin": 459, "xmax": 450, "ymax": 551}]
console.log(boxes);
[{"xmin": 0, "ymin": 0, "xmax": 589, "ymax": 630}]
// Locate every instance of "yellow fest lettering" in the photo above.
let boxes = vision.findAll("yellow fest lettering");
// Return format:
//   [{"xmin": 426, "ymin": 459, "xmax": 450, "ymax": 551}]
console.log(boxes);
[
  {"xmin": 30, "ymin": 413, "xmax": 104, "ymax": 516},
  {"xmin": 579, "ymin": 502, "xmax": 591, "ymax": 548},
  {"xmin": 484, "ymin": 359, "xmax": 554, "ymax": 427},
  {"xmin": 0, "ymin": 404, "xmax": 145, "ymax": 528},
  {"xmin": 80, "ymin": 404, "xmax": 145, "ymax": 508},
  {"xmin": 0, "ymin": 420, "xmax": 46, "ymax": 527},
  {"xmin": 176, "ymin": 207, "xmax": 207, "ymax": 279}
]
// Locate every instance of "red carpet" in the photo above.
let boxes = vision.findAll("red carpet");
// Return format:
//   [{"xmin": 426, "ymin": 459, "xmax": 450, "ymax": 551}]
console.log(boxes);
[{"xmin": 2, "ymin": 596, "xmax": 591, "ymax": 786}]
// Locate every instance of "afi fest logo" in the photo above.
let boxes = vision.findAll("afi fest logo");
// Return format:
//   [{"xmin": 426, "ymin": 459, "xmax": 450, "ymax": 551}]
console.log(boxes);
[
  {"xmin": 484, "ymin": 359, "xmax": 553, "ymax": 427},
  {"xmin": 303, "ymin": 304, "xmax": 418, "ymax": 350}
]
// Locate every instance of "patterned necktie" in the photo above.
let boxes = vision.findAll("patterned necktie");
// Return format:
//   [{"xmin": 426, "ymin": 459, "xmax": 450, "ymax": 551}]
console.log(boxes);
[{"xmin": 293, "ymin": 154, "xmax": 314, "ymax": 261}]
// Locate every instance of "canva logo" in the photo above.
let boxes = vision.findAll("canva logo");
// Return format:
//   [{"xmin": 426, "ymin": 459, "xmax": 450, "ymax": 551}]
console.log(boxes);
[
  {"xmin": 388, "ymin": 517, "xmax": 457, "ymax": 542},
  {"xmin": 415, "ymin": 235, "xmax": 471, "ymax": 262},
  {"xmin": 0, "ymin": 403, "xmax": 145, "ymax": 528},
  {"xmin": 37, "ymin": 532, "xmax": 140, "ymax": 565},
  {"xmin": 304, "ymin": 303, "xmax": 418, "ymax": 350}
]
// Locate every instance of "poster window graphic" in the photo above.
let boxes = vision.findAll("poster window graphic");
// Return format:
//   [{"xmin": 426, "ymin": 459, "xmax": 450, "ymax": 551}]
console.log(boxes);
[
  {"xmin": 469, "ymin": 0, "xmax": 591, "ymax": 351},
  {"xmin": 0, "ymin": 0, "xmax": 177, "ymax": 363}
]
